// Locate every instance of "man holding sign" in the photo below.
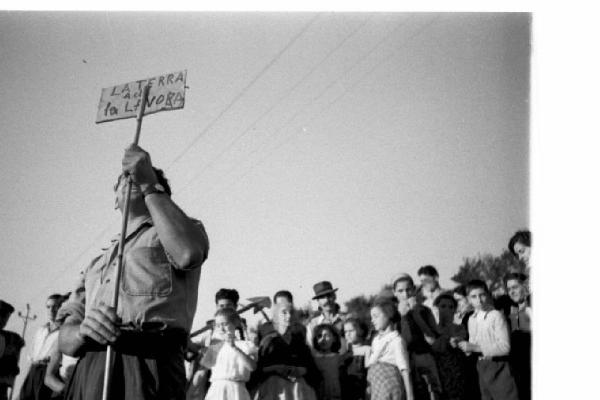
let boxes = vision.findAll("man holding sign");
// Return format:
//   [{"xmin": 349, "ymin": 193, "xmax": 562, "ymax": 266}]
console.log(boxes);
[{"xmin": 59, "ymin": 144, "xmax": 209, "ymax": 400}]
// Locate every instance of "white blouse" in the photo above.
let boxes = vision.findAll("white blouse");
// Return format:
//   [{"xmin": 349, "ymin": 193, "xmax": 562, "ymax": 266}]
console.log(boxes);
[
  {"xmin": 368, "ymin": 330, "xmax": 409, "ymax": 372},
  {"xmin": 201, "ymin": 340, "xmax": 258, "ymax": 382}
]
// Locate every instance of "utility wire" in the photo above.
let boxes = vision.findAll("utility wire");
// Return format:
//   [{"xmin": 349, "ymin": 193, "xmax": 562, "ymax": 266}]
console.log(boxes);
[
  {"xmin": 180, "ymin": 16, "xmax": 410, "ymax": 206},
  {"xmin": 27, "ymin": 13, "xmax": 321, "ymax": 304},
  {"xmin": 199, "ymin": 16, "xmax": 443, "ymax": 203},
  {"xmin": 166, "ymin": 13, "xmax": 321, "ymax": 169},
  {"xmin": 175, "ymin": 14, "xmax": 374, "ymax": 198}
]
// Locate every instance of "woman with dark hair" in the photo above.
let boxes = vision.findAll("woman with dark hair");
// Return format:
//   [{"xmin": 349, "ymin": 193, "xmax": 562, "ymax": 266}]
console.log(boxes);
[
  {"xmin": 251, "ymin": 303, "xmax": 318, "ymax": 400},
  {"xmin": 311, "ymin": 324, "xmax": 343, "ymax": 400},
  {"xmin": 508, "ymin": 230, "xmax": 531, "ymax": 267}
]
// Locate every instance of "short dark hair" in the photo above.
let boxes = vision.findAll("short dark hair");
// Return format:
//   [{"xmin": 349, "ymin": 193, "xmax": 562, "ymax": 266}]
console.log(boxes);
[
  {"xmin": 214, "ymin": 307, "xmax": 242, "ymax": 327},
  {"xmin": 452, "ymin": 285, "xmax": 467, "ymax": 297},
  {"xmin": 371, "ymin": 296, "xmax": 402, "ymax": 332},
  {"xmin": 508, "ymin": 230, "xmax": 531, "ymax": 256},
  {"xmin": 215, "ymin": 288, "xmax": 240, "ymax": 305},
  {"xmin": 343, "ymin": 317, "xmax": 368, "ymax": 341},
  {"xmin": 392, "ymin": 274, "xmax": 415, "ymax": 290},
  {"xmin": 48, "ymin": 293, "xmax": 64, "ymax": 303},
  {"xmin": 273, "ymin": 290, "xmax": 293, "ymax": 304},
  {"xmin": 114, "ymin": 167, "xmax": 172, "ymax": 196},
  {"xmin": 465, "ymin": 279, "xmax": 490, "ymax": 295},
  {"xmin": 312, "ymin": 323, "xmax": 342, "ymax": 353},
  {"xmin": 433, "ymin": 292, "xmax": 458, "ymax": 308},
  {"xmin": 417, "ymin": 265, "xmax": 439, "ymax": 278},
  {"xmin": 503, "ymin": 272, "xmax": 528, "ymax": 285}
]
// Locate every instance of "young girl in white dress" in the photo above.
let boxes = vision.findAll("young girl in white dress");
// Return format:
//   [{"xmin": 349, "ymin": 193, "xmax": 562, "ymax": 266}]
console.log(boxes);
[{"xmin": 200, "ymin": 307, "xmax": 258, "ymax": 400}]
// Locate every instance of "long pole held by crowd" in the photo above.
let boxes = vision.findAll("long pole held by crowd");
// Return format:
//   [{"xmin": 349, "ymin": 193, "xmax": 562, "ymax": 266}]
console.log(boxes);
[
  {"xmin": 17, "ymin": 303, "xmax": 37, "ymax": 338},
  {"xmin": 101, "ymin": 84, "xmax": 151, "ymax": 400}
]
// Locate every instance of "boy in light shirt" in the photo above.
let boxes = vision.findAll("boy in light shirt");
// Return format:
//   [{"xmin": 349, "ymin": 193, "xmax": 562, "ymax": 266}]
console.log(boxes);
[{"xmin": 457, "ymin": 280, "xmax": 519, "ymax": 400}]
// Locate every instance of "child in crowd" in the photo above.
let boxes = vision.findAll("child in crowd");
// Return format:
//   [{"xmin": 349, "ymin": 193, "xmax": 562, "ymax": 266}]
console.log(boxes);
[
  {"xmin": 451, "ymin": 286, "xmax": 480, "ymax": 400},
  {"xmin": 251, "ymin": 302, "xmax": 318, "ymax": 400},
  {"xmin": 457, "ymin": 280, "xmax": 518, "ymax": 400},
  {"xmin": 341, "ymin": 318, "xmax": 370, "ymax": 400},
  {"xmin": 366, "ymin": 298, "xmax": 414, "ymax": 400},
  {"xmin": 451, "ymin": 286, "xmax": 472, "ymax": 329},
  {"xmin": 312, "ymin": 324, "xmax": 343, "ymax": 400},
  {"xmin": 431, "ymin": 293, "xmax": 467, "ymax": 400},
  {"xmin": 200, "ymin": 308, "xmax": 258, "ymax": 400},
  {"xmin": 393, "ymin": 274, "xmax": 442, "ymax": 400}
]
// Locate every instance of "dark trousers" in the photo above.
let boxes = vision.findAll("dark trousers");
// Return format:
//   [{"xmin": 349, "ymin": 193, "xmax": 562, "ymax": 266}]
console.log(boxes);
[
  {"xmin": 0, "ymin": 384, "xmax": 11, "ymax": 400},
  {"xmin": 510, "ymin": 331, "xmax": 531, "ymax": 400},
  {"xmin": 63, "ymin": 329, "xmax": 187, "ymax": 400},
  {"xmin": 476, "ymin": 359, "xmax": 519, "ymax": 400},
  {"xmin": 19, "ymin": 364, "xmax": 53, "ymax": 400}
]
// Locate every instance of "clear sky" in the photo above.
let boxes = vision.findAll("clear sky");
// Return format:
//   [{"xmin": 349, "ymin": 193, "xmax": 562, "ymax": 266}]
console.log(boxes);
[{"xmin": 0, "ymin": 11, "xmax": 529, "ymax": 387}]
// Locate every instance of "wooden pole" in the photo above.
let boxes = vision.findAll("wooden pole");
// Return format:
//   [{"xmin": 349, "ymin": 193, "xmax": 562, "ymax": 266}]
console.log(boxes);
[
  {"xmin": 101, "ymin": 84, "xmax": 151, "ymax": 400},
  {"xmin": 17, "ymin": 303, "xmax": 37, "ymax": 338}
]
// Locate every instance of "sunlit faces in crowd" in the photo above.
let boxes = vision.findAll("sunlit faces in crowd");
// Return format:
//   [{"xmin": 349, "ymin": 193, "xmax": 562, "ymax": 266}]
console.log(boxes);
[
  {"xmin": 508, "ymin": 230, "xmax": 531, "ymax": 266},
  {"xmin": 452, "ymin": 286, "xmax": 470, "ymax": 315},
  {"xmin": 213, "ymin": 308, "xmax": 242, "ymax": 341},
  {"xmin": 370, "ymin": 299, "xmax": 399, "ymax": 332},
  {"xmin": 214, "ymin": 288, "xmax": 240, "ymax": 310},
  {"xmin": 216, "ymin": 298, "xmax": 236, "ymax": 310},
  {"xmin": 417, "ymin": 265, "xmax": 440, "ymax": 291},
  {"xmin": 504, "ymin": 273, "xmax": 529, "ymax": 304},
  {"xmin": 312, "ymin": 324, "xmax": 341, "ymax": 353},
  {"xmin": 272, "ymin": 303, "xmax": 294, "ymax": 335},
  {"xmin": 343, "ymin": 319, "xmax": 366, "ymax": 346},
  {"xmin": 513, "ymin": 242, "xmax": 530, "ymax": 265},
  {"xmin": 316, "ymin": 293, "xmax": 336, "ymax": 312},
  {"xmin": 316, "ymin": 327, "xmax": 334, "ymax": 352},
  {"xmin": 273, "ymin": 290, "xmax": 294, "ymax": 307},
  {"xmin": 465, "ymin": 281, "xmax": 492, "ymax": 311},
  {"xmin": 433, "ymin": 294, "xmax": 458, "ymax": 325},
  {"xmin": 46, "ymin": 295, "xmax": 63, "ymax": 324},
  {"xmin": 393, "ymin": 276, "xmax": 415, "ymax": 302}
]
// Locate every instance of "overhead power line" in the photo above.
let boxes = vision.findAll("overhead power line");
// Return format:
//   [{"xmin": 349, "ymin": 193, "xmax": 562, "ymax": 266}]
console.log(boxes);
[
  {"xmin": 166, "ymin": 13, "xmax": 321, "ymax": 169},
  {"xmin": 175, "ymin": 14, "xmax": 374, "ymax": 198},
  {"xmin": 27, "ymin": 13, "xmax": 322, "ymax": 305},
  {"xmin": 197, "ymin": 15, "xmax": 444, "ymax": 203}
]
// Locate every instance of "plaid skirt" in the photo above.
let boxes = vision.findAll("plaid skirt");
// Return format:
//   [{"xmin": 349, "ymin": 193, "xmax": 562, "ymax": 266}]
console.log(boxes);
[{"xmin": 367, "ymin": 362, "xmax": 405, "ymax": 400}]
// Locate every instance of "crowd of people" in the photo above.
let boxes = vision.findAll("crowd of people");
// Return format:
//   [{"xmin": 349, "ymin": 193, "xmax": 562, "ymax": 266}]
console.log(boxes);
[{"xmin": 0, "ymin": 144, "xmax": 531, "ymax": 400}]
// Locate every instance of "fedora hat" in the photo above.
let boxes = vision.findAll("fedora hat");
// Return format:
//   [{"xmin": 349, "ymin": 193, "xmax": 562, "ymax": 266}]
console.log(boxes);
[{"xmin": 312, "ymin": 281, "xmax": 338, "ymax": 299}]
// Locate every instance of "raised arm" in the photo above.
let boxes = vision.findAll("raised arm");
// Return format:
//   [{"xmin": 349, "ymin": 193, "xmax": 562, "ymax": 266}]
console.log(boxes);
[{"xmin": 122, "ymin": 144, "xmax": 209, "ymax": 270}]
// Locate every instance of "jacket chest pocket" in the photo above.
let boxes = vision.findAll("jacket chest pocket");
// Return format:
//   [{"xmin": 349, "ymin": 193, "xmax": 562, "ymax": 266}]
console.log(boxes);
[{"xmin": 121, "ymin": 246, "xmax": 172, "ymax": 296}]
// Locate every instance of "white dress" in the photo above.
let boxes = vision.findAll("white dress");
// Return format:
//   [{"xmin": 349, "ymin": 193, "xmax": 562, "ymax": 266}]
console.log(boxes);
[{"xmin": 201, "ymin": 340, "xmax": 258, "ymax": 400}]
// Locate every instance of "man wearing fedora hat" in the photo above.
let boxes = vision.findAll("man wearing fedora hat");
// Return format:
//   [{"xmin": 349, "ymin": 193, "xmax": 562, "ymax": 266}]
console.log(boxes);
[{"xmin": 306, "ymin": 281, "xmax": 348, "ymax": 353}]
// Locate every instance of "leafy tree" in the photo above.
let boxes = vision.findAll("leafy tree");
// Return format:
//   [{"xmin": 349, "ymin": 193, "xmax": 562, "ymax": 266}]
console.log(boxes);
[
  {"xmin": 451, "ymin": 250, "xmax": 526, "ymax": 293},
  {"xmin": 343, "ymin": 284, "xmax": 394, "ymax": 325}
]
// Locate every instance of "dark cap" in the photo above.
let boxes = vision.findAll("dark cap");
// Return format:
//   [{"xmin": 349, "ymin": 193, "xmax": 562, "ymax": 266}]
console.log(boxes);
[
  {"xmin": 0, "ymin": 300, "xmax": 15, "ymax": 315},
  {"xmin": 312, "ymin": 281, "xmax": 338, "ymax": 299}
]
